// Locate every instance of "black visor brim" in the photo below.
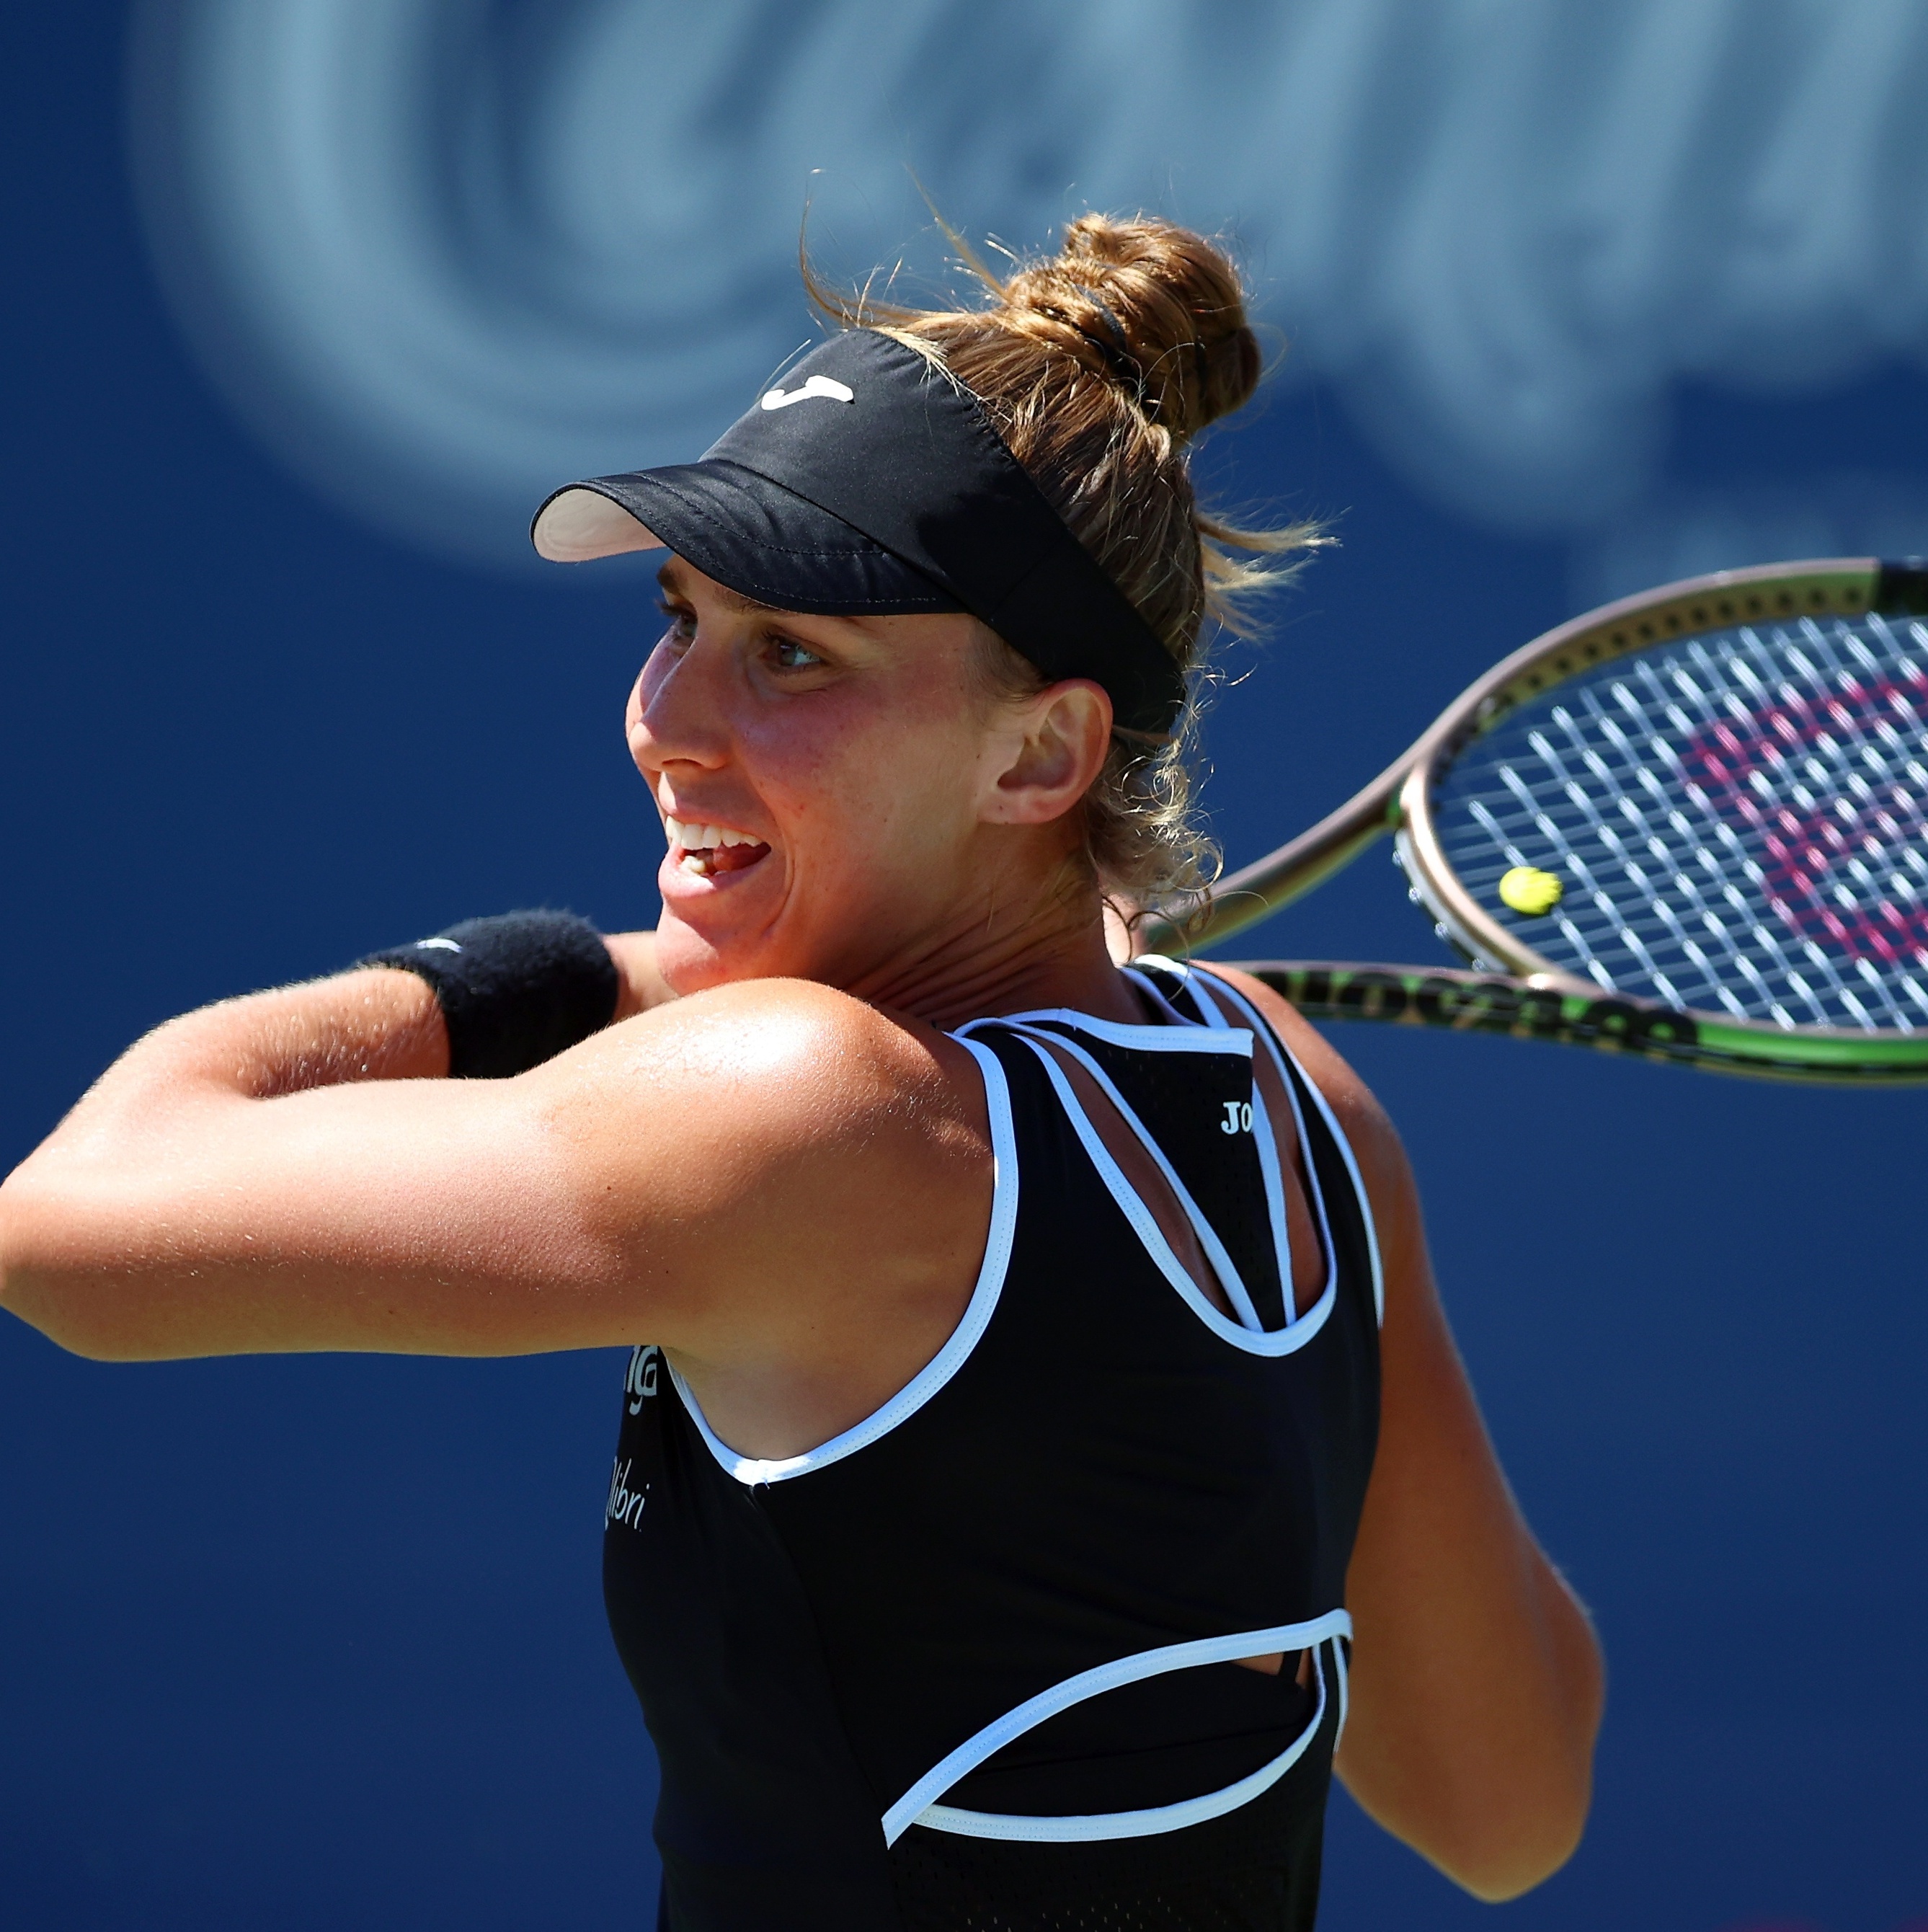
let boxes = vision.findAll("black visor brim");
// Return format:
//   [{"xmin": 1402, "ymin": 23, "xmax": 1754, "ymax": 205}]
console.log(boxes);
[
  {"xmin": 533, "ymin": 330, "xmax": 1186, "ymax": 732},
  {"xmin": 531, "ymin": 461, "xmax": 964, "ymax": 616}
]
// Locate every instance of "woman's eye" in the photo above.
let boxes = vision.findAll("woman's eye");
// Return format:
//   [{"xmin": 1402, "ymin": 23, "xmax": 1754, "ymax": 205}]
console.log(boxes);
[
  {"xmin": 656, "ymin": 599, "xmax": 696, "ymax": 641},
  {"xmin": 770, "ymin": 637, "xmax": 824, "ymax": 670}
]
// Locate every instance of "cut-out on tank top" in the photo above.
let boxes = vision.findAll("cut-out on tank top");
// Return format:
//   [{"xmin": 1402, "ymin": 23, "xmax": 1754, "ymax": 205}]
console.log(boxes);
[{"xmin": 601, "ymin": 960, "xmax": 1383, "ymax": 1931}]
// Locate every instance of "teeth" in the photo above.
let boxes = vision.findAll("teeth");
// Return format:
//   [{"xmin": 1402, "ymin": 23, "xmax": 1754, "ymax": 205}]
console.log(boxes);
[{"xmin": 664, "ymin": 815, "xmax": 763, "ymax": 851}]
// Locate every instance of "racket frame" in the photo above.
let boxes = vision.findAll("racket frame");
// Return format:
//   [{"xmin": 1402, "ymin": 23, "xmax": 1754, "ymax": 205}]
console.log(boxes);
[
  {"xmin": 1150, "ymin": 558, "xmax": 1928, "ymax": 1081},
  {"xmin": 1225, "ymin": 960, "xmax": 1928, "ymax": 1083}
]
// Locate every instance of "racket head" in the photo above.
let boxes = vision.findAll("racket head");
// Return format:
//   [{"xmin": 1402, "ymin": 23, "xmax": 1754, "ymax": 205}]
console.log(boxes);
[{"xmin": 1399, "ymin": 559, "xmax": 1928, "ymax": 1079}]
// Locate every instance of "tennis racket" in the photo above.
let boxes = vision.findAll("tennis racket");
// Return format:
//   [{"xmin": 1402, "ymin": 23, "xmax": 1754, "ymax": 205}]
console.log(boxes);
[{"xmin": 1142, "ymin": 559, "xmax": 1928, "ymax": 1083}]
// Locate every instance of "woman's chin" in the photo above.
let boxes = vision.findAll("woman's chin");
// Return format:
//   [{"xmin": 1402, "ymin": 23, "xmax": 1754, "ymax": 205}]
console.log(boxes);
[
  {"xmin": 653, "ymin": 918, "xmax": 752, "ymax": 995},
  {"xmin": 654, "ymin": 856, "xmax": 785, "ymax": 993}
]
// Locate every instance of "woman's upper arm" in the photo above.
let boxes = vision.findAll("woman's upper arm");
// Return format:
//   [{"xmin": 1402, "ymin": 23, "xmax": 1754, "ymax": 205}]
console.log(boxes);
[
  {"xmin": 1212, "ymin": 967, "xmax": 1603, "ymax": 1898},
  {"xmin": 0, "ymin": 980, "xmax": 985, "ymax": 1365}
]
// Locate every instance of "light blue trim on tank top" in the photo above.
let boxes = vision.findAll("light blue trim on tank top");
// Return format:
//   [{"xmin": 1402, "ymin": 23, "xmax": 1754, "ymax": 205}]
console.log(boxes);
[
  {"xmin": 1004, "ymin": 1027, "xmax": 1340, "ymax": 1358},
  {"xmin": 1000, "ymin": 1022, "xmax": 1309, "ymax": 1342},
  {"xmin": 965, "ymin": 1006, "xmax": 1255, "ymax": 1055},
  {"xmin": 665, "ymin": 1035, "xmax": 1019, "ymax": 1486},
  {"xmin": 883, "ymin": 1610, "xmax": 1353, "ymax": 1846},
  {"xmin": 1158, "ymin": 968, "xmax": 1345, "ymax": 1333},
  {"xmin": 1128, "ymin": 965, "xmax": 1295, "ymax": 1298},
  {"xmin": 1158, "ymin": 961, "xmax": 1387, "ymax": 1331}
]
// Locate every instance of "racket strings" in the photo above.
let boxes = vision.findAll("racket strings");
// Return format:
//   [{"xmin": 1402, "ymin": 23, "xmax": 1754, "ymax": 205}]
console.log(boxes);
[{"xmin": 1429, "ymin": 613, "xmax": 1928, "ymax": 1032}]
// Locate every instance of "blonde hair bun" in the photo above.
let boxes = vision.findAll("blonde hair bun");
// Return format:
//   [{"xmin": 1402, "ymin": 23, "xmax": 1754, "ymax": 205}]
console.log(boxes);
[{"xmin": 999, "ymin": 213, "xmax": 1263, "ymax": 443}]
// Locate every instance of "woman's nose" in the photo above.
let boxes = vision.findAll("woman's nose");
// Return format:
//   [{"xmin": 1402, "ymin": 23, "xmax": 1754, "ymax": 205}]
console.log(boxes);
[{"xmin": 628, "ymin": 636, "xmax": 730, "ymax": 775}]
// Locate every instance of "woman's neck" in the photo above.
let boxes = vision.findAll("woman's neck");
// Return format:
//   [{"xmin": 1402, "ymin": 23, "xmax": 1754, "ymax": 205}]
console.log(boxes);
[{"xmin": 846, "ymin": 877, "xmax": 1150, "ymax": 1032}]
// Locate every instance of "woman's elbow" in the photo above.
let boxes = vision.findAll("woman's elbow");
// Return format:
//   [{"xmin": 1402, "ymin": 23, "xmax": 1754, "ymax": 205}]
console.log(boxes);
[
  {"xmin": 0, "ymin": 1266, "xmax": 107, "ymax": 1361},
  {"xmin": 1444, "ymin": 1768, "xmax": 1594, "ymax": 1902},
  {"xmin": 1349, "ymin": 1737, "xmax": 1594, "ymax": 1901},
  {"xmin": 0, "ymin": 1168, "xmax": 146, "ymax": 1360},
  {"xmin": 1432, "ymin": 1679, "xmax": 1604, "ymax": 1900},
  {"xmin": 1341, "ymin": 1637, "xmax": 1604, "ymax": 1902}
]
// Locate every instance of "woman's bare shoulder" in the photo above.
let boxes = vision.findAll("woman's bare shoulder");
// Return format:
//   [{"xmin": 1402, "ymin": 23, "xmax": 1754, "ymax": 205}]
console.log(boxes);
[
  {"xmin": 575, "ymin": 972, "xmax": 988, "ymax": 1145},
  {"xmin": 546, "ymin": 975, "xmax": 996, "ymax": 1331}
]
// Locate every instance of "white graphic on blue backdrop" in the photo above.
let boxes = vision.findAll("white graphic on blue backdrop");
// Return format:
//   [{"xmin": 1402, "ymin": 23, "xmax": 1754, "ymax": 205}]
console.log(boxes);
[{"xmin": 129, "ymin": 0, "xmax": 1928, "ymax": 575}]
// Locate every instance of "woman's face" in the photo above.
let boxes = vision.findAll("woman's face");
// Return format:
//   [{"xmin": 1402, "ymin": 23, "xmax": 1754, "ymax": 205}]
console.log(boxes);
[{"xmin": 627, "ymin": 558, "xmax": 1105, "ymax": 997}]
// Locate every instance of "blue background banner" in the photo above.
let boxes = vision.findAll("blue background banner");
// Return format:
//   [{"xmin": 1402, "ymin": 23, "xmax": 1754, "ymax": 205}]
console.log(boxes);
[{"xmin": 2, "ymin": 6, "xmax": 1925, "ymax": 1928}]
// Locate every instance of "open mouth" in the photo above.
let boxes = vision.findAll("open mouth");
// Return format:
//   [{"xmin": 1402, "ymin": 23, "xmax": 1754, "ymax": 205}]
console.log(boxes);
[{"xmin": 663, "ymin": 814, "xmax": 771, "ymax": 879}]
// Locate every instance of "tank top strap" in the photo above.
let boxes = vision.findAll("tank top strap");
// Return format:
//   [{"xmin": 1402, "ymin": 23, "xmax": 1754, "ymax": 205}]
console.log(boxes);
[
  {"xmin": 1129, "ymin": 958, "xmax": 1385, "ymax": 1331},
  {"xmin": 964, "ymin": 1011, "xmax": 1289, "ymax": 1337}
]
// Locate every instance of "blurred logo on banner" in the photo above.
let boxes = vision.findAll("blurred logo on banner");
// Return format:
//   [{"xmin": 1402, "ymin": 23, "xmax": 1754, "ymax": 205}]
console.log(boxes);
[{"xmin": 128, "ymin": 0, "xmax": 1928, "ymax": 579}]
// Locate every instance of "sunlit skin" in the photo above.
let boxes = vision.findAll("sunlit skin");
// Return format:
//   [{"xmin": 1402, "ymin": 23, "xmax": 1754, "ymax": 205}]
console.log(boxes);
[
  {"xmin": 0, "ymin": 558, "xmax": 1603, "ymax": 1902},
  {"xmin": 632, "ymin": 557, "xmax": 1142, "ymax": 1027}
]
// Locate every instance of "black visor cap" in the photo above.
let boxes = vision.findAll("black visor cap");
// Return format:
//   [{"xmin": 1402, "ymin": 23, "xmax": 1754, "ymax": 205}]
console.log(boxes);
[
  {"xmin": 533, "ymin": 329, "xmax": 1185, "ymax": 734},
  {"xmin": 540, "ymin": 460, "xmax": 966, "ymax": 616}
]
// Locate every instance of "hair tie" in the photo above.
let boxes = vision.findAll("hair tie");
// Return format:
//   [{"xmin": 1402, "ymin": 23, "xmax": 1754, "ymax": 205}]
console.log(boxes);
[
  {"xmin": 1066, "ymin": 285, "xmax": 1212, "ymax": 423},
  {"xmin": 1065, "ymin": 286, "xmax": 1147, "ymax": 393}
]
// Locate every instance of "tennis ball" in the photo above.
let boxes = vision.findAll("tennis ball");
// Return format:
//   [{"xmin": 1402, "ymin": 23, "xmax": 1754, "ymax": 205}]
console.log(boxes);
[{"xmin": 1498, "ymin": 866, "xmax": 1564, "ymax": 916}]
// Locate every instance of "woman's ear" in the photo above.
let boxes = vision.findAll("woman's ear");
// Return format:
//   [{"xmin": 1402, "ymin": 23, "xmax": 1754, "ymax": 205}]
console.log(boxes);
[{"xmin": 979, "ymin": 680, "xmax": 1114, "ymax": 826}]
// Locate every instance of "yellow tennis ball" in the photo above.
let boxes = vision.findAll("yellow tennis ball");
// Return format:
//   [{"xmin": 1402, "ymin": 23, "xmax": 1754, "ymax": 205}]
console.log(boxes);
[{"xmin": 1498, "ymin": 866, "xmax": 1564, "ymax": 916}]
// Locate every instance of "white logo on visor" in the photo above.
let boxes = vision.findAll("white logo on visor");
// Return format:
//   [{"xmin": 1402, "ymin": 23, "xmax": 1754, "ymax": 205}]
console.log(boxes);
[{"xmin": 760, "ymin": 375, "xmax": 856, "ymax": 411}]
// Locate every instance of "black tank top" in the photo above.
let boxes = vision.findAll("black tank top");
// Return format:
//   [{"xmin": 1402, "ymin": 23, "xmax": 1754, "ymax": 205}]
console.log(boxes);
[{"xmin": 602, "ymin": 960, "xmax": 1383, "ymax": 1931}]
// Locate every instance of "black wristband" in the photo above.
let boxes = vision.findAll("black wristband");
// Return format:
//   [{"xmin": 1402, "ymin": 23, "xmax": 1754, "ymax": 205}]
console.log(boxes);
[{"xmin": 359, "ymin": 910, "xmax": 620, "ymax": 1078}]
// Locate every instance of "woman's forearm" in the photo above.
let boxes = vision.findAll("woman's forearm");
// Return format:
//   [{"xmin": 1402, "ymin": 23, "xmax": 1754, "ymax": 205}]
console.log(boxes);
[
  {"xmin": 0, "ymin": 913, "xmax": 669, "ymax": 1358},
  {"xmin": 0, "ymin": 970, "xmax": 448, "ymax": 1348},
  {"xmin": 49, "ymin": 969, "xmax": 445, "ymax": 1124}
]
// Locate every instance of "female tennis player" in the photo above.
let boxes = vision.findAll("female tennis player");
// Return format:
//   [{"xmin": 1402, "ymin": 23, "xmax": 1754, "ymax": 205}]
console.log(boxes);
[{"xmin": 0, "ymin": 216, "xmax": 1602, "ymax": 1930}]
